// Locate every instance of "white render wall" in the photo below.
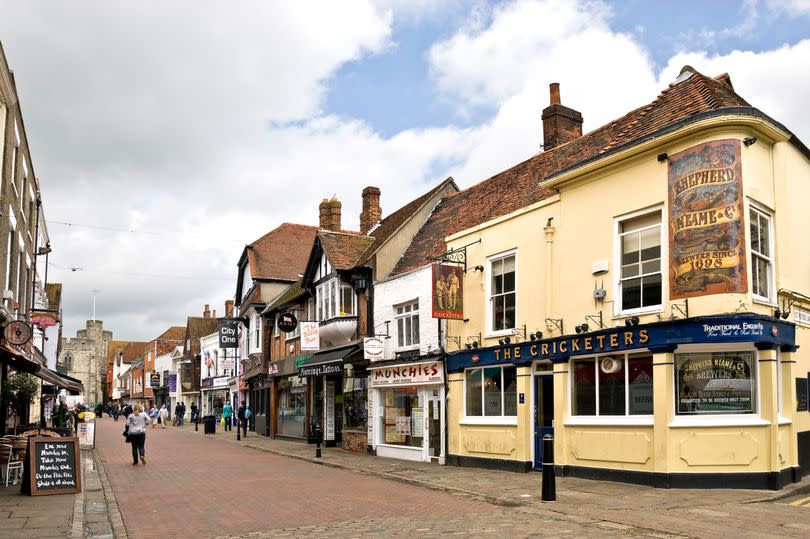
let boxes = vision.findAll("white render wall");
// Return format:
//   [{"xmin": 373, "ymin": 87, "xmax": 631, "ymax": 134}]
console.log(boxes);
[{"xmin": 373, "ymin": 265, "xmax": 443, "ymax": 360}]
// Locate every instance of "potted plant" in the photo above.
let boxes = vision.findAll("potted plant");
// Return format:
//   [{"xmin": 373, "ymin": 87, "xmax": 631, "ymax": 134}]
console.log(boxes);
[{"xmin": 1, "ymin": 371, "xmax": 39, "ymax": 431}]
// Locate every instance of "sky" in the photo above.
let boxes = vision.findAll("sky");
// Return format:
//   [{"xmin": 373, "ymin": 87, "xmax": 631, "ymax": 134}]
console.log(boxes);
[{"xmin": 1, "ymin": 0, "xmax": 809, "ymax": 341}]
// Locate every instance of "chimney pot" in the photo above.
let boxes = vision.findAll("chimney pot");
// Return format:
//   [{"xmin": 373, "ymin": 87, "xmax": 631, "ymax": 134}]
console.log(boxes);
[
  {"xmin": 225, "ymin": 300, "xmax": 234, "ymax": 318},
  {"xmin": 549, "ymin": 82, "xmax": 561, "ymax": 105},
  {"xmin": 360, "ymin": 186, "xmax": 382, "ymax": 234},
  {"xmin": 319, "ymin": 198, "xmax": 342, "ymax": 231},
  {"xmin": 203, "ymin": 304, "xmax": 210, "ymax": 318}
]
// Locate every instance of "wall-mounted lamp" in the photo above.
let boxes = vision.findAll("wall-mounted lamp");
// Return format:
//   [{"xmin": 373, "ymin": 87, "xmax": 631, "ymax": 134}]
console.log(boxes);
[
  {"xmin": 575, "ymin": 323, "xmax": 589, "ymax": 334},
  {"xmin": 657, "ymin": 153, "xmax": 668, "ymax": 162},
  {"xmin": 529, "ymin": 331, "xmax": 543, "ymax": 341},
  {"xmin": 545, "ymin": 318, "xmax": 563, "ymax": 334},
  {"xmin": 743, "ymin": 136, "xmax": 758, "ymax": 147},
  {"xmin": 37, "ymin": 244, "xmax": 52, "ymax": 255},
  {"xmin": 465, "ymin": 334, "xmax": 481, "ymax": 349},
  {"xmin": 498, "ymin": 336, "xmax": 511, "ymax": 346},
  {"xmin": 624, "ymin": 315, "xmax": 640, "ymax": 327},
  {"xmin": 472, "ymin": 265, "xmax": 484, "ymax": 272},
  {"xmin": 773, "ymin": 308, "xmax": 790, "ymax": 320}
]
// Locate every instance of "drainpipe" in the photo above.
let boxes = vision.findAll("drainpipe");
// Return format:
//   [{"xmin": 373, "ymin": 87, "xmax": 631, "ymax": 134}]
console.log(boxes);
[{"xmin": 544, "ymin": 218, "xmax": 556, "ymax": 322}]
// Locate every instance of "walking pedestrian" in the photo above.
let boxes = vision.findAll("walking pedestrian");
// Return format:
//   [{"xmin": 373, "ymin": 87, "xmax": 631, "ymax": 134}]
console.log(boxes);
[
  {"xmin": 112, "ymin": 402, "xmax": 120, "ymax": 422},
  {"xmin": 159, "ymin": 404, "xmax": 169, "ymax": 429},
  {"xmin": 149, "ymin": 405, "xmax": 159, "ymax": 428},
  {"xmin": 223, "ymin": 400, "xmax": 233, "ymax": 431},
  {"xmin": 123, "ymin": 403, "xmax": 133, "ymax": 418},
  {"xmin": 238, "ymin": 401, "xmax": 247, "ymax": 437},
  {"xmin": 125, "ymin": 404, "xmax": 150, "ymax": 465},
  {"xmin": 190, "ymin": 402, "xmax": 198, "ymax": 424},
  {"xmin": 179, "ymin": 402, "xmax": 186, "ymax": 426}
]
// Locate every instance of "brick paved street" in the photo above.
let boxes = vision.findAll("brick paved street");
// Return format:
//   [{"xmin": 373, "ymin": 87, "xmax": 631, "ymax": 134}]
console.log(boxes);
[{"xmin": 94, "ymin": 416, "xmax": 810, "ymax": 538}]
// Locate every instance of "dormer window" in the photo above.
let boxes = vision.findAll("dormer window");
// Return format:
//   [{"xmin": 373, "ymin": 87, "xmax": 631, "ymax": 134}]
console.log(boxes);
[{"xmin": 317, "ymin": 278, "xmax": 355, "ymax": 320}]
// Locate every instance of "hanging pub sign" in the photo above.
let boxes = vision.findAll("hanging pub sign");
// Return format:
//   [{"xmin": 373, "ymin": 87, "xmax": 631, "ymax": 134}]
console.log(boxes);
[
  {"xmin": 668, "ymin": 139, "xmax": 747, "ymax": 299},
  {"xmin": 277, "ymin": 312, "xmax": 298, "ymax": 333},
  {"xmin": 432, "ymin": 263, "xmax": 463, "ymax": 319},
  {"xmin": 218, "ymin": 318, "xmax": 239, "ymax": 349},
  {"xmin": 30, "ymin": 309, "xmax": 58, "ymax": 328},
  {"xmin": 4, "ymin": 320, "xmax": 32, "ymax": 345},
  {"xmin": 364, "ymin": 337, "xmax": 385, "ymax": 362},
  {"xmin": 300, "ymin": 321, "xmax": 320, "ymax": 351},
  {"xmin": 149, "ymin": 371, "xmax": 161, "ymax": 388}
]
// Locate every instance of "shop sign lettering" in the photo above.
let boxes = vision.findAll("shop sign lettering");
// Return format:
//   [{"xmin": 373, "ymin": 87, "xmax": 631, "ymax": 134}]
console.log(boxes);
[
  {"xmin": 369, "ymin": 361, "xmax": 443, "ymax": 387},
  {"xmin": 298, "ymin": 362, "xmax": 342, "ymax": 378},
  {"xmin": 701, "ymin": 322, "xmax": 764, "ymax": 338},
  {"xmin": 300, "ymin": 322, "xmax": 320, "ymax": 351},
  {"xmin": 676, "ymin": 352, "xmax": 754, "ymax": 414},
  {"xmin": 668, "ymin": 140, "xmax": 747, "ymax": 299},
  {"xmin": 432, "ymin": 264, "xmax": 463, "ymax": 320},
  {"xmin": 218, "ymin": 319, "xmax": 239, "ymax": 349}
]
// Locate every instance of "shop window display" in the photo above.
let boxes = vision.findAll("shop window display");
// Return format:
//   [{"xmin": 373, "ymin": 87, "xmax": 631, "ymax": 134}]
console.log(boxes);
[
  {"xmin": 343, "ymin": 373, "xmax": 367, "ymax": 429},
  {"xmin": 380, "ymin": 386, "xmax": 423, "ymax": 448},
  {"xmin": 277, "ymin": 376, "xmax": 307, "ymax": 437},
  {"xmin": 572, "ymin": 354, "xmax": 653, "ymax": 416}
]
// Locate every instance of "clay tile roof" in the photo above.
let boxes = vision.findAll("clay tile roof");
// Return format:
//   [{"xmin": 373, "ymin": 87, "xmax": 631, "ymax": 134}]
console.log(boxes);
[
  {"xmin": 360, "ymin": 178, "xmax": 457, "ymax": 262},
  {"xmin": 106, "ymin": 341, "xmax": 130, "ymax": 363},
  {"xmin": 184, "ymin": 316, "xmax": 220, "ymax": 356},
  {"xmin": 392, "ymin": 67, "xmax": 751, "ymax": 276},
  {"xmin": 266, "ymin": 279, "xmax": 307, "ymax": 312},
  {"xmin": 319, "ymin": 230, "xmax": 375, "ymax": 271},
  {"xmin": 247, "ymin": 223, "xmax": 319, "ymax": 281},
  {"xmin": 155, "ymin": 340, "xmax": 178, "ymax": 356},
  {"xmin": 121, "ymin": 342, "xmax": 147, "ymax": 363},
  {"xmin": 155, "ymin": 326, "xmax": 186, "ymax": 342}
]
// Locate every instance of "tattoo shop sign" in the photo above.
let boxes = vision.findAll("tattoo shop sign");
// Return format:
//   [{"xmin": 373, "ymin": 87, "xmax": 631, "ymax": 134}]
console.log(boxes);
[{"xmin": 668, "ymin": 139, "xmax": 747, "ymax": 300}]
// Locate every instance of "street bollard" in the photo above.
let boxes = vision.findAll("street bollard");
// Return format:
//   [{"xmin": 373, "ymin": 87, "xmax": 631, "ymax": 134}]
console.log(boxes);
[
  {"xmin": 541, "ymin": 434, "xmax": 556, "ymax": 502},
  {"xmin": 195, "ymin": 414, "xmax": 198, "ymax": 432},
  {"xmin": 315, "ymin": 428, "xmax": 322, "ymax": 458},
  {"xmin": 236, "ymin": 418, "xmax": 241, "ymax": 441}
]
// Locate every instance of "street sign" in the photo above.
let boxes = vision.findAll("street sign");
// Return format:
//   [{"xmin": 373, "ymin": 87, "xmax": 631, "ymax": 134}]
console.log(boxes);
[{"xmin": 218, "ymin": 318, "xmax": 239, "ymax": 349}]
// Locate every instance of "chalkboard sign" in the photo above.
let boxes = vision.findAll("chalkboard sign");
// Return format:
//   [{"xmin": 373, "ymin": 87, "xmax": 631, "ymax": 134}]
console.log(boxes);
[
  {"xmin": 797, "ymin": 378, "xmax": 809, "ymax": 412},
  {"xmin": 27, "ymin": 437, "xmax": 81, "ymax": 496}
]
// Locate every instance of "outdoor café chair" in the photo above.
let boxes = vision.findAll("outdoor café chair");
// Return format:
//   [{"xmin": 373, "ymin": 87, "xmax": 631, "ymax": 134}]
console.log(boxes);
[{"xmin": 0, "ymin": 443, "xmax": 23, "ymax": 487}]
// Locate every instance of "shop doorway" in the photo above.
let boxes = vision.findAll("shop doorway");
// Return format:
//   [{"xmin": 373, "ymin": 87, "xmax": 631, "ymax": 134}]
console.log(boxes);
[
  {"xmin": 427, "ymin": 389, "xmax": 443, "ymax": 463},
  {"xmin": 533, "ymin": 374, "xmax": 554, "ymax": 468}
]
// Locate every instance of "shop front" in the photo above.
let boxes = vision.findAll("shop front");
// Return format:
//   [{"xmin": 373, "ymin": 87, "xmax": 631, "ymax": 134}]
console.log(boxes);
[
  {"xmin": 369, "ymin": 358, "xmax": 445, "ymax": 464},
  {"xmin": 201, "ymin": 375, "xmax": 230, "ymax": 419},
  {"xmin": 446, "ymin": 314, "xmax": 800, "ymax": 489},
  {"xmin": 271, "ymin": 355, "xmax": 310, "ymax": 439},
  {"xmin": 297, "ymin": 344, "xmax": 367, "ymax": 451}
]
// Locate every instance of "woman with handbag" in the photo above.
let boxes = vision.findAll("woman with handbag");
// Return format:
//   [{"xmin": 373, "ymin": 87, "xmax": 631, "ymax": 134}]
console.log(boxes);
[{"xmin": 125, "ymin": 404, "xmax": 150, "ymax": 465}]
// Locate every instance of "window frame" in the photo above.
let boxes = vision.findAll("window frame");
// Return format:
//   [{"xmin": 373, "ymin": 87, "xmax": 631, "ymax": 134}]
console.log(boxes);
[
  {"xmin": 317, "ymin": 278, "xmax": 356, "ymax": 320},
  {"xmin": 285, "ymin": 311, "xmax": 301, "ymax": 340},
  {"xmin": 569, "ymin": 352, "xmax": 654, "ymax": 421},
  {"xmin": 748, "ymin": 202, "xmax": 776, "ymax": 305},
  {"xmin": 462, "ymin": 365, "xmax": 518, "ymax": 422},
  {"xmin": 485, "ymin": 250, "xmax": 517, "ymax": 337},
  {"xmin": 614, "ymin": 206, "xmax": 665, "ymax": 316},
  {"xmin": 394, "ymin": 300, "xmax": 420, "ymax": 350}
]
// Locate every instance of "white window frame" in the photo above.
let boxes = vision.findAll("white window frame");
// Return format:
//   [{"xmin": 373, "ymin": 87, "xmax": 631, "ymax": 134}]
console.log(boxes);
[
  {"xmin": 462, "ymin": 365, "xmax": 518, "ymax": 421},
  {"xmin": 317, "ymin": 278, "xmax": 355, "ymax": 321},
  {"xmin": 568, "ymin": 352, "xmax": 654, "ymax": 422},
  {"xmin": 485, "ymin": 250, "xmax": 517, "ymax": 337},
  {"xmin": 253, "ymin": 313, "xmax": 262, "ymax": 352},
  {"xmin": 394, "ymin": 300, "xmax": 420, "ymax": 350},
  {"xmin": 668, "ymin": 343, "xmax": 765, "ymax": 428},
  {"xmin": 614, "ymin": 206, "xmax": 665, "ymax": 316},
  {"xmin": 749, "ymin": 202, "xmax": 776, "ymax": 305}
]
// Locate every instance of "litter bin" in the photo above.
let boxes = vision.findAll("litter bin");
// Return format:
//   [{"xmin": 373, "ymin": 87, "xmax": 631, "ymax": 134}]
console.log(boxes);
[{"xmin": 203, "ymin": 415, "xmax": 216, "ymax": 434}]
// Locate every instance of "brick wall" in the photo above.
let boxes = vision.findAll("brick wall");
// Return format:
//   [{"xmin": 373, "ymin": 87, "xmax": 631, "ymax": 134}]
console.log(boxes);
[{"xmin": 342, "ymin": 430, "xmax": 368, "ymax": 453}]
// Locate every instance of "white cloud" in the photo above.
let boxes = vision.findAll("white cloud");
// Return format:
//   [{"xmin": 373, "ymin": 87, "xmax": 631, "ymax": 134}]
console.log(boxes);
[{"xmin": 766, "ymin": 0, "xmax": 810, "ymax": 16}]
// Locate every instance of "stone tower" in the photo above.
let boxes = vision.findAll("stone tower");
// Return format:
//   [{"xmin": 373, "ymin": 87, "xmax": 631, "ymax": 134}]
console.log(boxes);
[{"xmin": 57, "ymin": 320, "xmax": 113, "ymax": 404}]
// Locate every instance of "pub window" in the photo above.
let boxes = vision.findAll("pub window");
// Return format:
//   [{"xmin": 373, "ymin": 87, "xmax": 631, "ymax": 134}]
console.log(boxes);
[
  {"xmin": 465, "ymin": 366, "xmax": 517, "ymax": 417},
  {"xmin": 749, "ymin": 205, "xmax": 774, "ymax": 302},
  {"xmin": 572, "ymin": 353, "xmax": 653, "ymax": 416},
  {"xmin": 617, "ymin": 210, "xmax": 662, "ymax": 312},
  {"xmin": 395, "ymin": 300, "xmax": 420, "ymax": 349},
  {"xmin": 675, "ymin": 351, "xmax": 756, "ymax": 415},
  {"xmin": 489, "ymin": 252, "xmax": 516, "ymax": 333}
]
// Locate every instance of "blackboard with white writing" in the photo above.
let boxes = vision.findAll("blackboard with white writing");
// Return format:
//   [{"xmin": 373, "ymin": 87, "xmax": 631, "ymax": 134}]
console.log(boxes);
[
  {"xmin": 797, "ymin": 378, "xmax": 808, "ymax": 412},
  {"xmin": 27, "ymin": 437, "xmax": 81, "ymax": 496}
]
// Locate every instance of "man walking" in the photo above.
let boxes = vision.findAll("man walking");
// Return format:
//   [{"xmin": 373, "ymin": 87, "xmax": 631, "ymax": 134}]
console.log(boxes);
[
  {"xmin": 237, "ymin": 400, "xmax": 247, "ymax": 437},
  {"xmin": 178, "ymin": 402, "xmax": 186, "ymax": 426}
]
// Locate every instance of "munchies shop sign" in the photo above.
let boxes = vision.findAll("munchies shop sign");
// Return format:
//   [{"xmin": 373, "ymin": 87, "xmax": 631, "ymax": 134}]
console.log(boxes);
[
  {"xmin": 668, "ymin": 139, "xmax": 747, "ymax": 300},
  {"xmin": 370, "ymin": 361, "xmax": 444, "ymax": 388}
]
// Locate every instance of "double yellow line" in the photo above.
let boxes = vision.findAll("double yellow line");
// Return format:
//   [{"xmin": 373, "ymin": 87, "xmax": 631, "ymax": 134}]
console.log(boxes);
[{"xmin": 788, "ymin": 495, "xmax": 810, "ymax": 507}]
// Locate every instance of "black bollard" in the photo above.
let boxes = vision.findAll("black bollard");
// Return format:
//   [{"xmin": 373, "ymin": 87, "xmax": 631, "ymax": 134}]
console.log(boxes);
[
  {"xmin": 541, "ymin": 434, "xmax": 556, "ymax": 502},
  {"xmin": 194, "ymin": 413, "xmax": 198, "ymax": 432},
  {"xmin": 236, "ymin": 418, "xmax": 241, "ymax": 441},
  {"xmin": 315, "ymin": 428, "xmax": 322, "ymax": 458}
]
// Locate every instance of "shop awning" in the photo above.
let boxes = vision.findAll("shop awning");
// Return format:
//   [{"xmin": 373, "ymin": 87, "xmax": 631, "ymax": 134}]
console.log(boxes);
[
  {"xmin": 0, "ymin": 343, "xmax": 42, "ymax": 373},
  {"xmin": 34, "ymin": 366, "xmax": 84, "ymax": 395},
  {"xmin": 297, "ymin": 344, "xmax": 361, "ymax": 377}
]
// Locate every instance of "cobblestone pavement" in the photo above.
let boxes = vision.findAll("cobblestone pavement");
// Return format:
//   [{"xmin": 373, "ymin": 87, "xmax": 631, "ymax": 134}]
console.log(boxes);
[
  {"xmin": 95, "ymin": 417, "xmax": 810, "ymax": 538},
  {"xmin": 0, "ymin": 482, "xmax": 77, "ymax": 538}
]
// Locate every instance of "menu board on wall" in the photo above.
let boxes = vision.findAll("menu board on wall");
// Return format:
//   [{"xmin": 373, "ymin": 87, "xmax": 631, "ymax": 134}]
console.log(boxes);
[
  {"xmin": 27, "ymin": 437, "xmax": 81, "ymax": 496},
  {"xmin": 411, "ymin": 408, "xmax": 424, "ymax": 438},
  {"xmin": 797, "ymin": 378, "xmax": 808, "ymax": 412},
  {"xmin": 668, "ymin": 139, "xmax": 747, "ymax": 299},
  {"xmin": 384, "ymin": 406, "xmax": 406, "ymax": 443},
  {"xmin": 324, "ymin": 380, "xmax": 335, "ymax": 441}
]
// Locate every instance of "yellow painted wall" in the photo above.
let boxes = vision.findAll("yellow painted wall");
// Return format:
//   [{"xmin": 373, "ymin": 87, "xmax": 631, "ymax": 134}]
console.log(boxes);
[{"xmin": 443, "ymin": 117, "xmax": 810, "ymax": 476}]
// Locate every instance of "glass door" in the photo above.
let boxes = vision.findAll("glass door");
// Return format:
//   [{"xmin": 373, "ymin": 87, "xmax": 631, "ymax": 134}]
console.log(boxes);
[
  {"xmin": 534, "ymin": 375, "xmax": 554, "ymax": 468},
  {"xmin": 427, "ymin": 388, "xmax": 442, "ymax": 462}
]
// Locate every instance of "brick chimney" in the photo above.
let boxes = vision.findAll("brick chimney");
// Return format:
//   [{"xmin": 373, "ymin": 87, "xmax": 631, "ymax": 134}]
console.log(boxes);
[
  {"xmin": 203, "ymin": 304, "xmax": 210, "ymax": 318},
  {"xmin": 212, "ymin": 309, "xmax": 216, "ymax": 319},
  {"xmin": 225, "ymin": 300, "xmax": 234, "ymax": 318},
  {"xmin": 319, "ymin": 197, "xmax": 342, "ymax": 231},
  {"xmin": 541, "ymin": 82, "xmax": 583, "ymax": 151},
  {"xmin": 360, "ymin": 186, "xmax": 381, "ymax": 234}
]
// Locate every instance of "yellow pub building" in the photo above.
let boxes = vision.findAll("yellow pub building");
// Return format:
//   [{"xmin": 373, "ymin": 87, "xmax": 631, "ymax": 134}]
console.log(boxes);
[{"xmin": 414, "ymin": 67, "xmax": 810, "ymax": 489}]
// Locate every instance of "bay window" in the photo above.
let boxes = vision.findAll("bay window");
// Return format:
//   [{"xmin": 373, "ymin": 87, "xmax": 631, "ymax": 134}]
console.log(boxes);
[
  {"xmin": 572, "ymin": 353, "xmax": 653, "ymax": 416},
  {"xmin": 465, "ymin": 366, "xmax": 517, "ymax": 417},
  {"xmin": 317, "ymin": 278, "xmax": 356, "ymax": 320},
  {"xmin": 617, "ymin": 210, "xmax": 662, "ymax": 312}
]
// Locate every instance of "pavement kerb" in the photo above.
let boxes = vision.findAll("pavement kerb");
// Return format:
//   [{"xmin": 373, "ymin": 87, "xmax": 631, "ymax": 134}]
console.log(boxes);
[
  {"xmin": 70, "ymin": 486, "xmax": 84, "ymax": 539},
  {"xmin": 93, "ymin": 448, "xmax": 128, "ymax": 538}
]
